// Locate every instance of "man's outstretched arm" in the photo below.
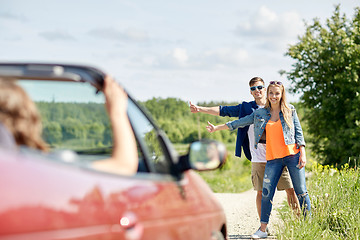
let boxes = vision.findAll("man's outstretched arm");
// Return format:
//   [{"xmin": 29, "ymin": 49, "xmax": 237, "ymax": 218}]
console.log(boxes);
[{"xmin": 189, "ymin": 101, "xmax": 220, "ymax": 116}]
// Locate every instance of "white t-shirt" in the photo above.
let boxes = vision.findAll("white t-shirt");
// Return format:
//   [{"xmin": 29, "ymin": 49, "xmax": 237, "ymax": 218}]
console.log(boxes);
[{"xmin": 247, "ymin": 106, "xmax": 266, "ymax": 163}]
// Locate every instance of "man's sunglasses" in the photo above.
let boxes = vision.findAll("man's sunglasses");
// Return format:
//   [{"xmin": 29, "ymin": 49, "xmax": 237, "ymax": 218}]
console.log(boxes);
[
  {"xmin": 250, "ymin": 85, "xmax": 265, "ymax": 91},
  {"xmin": 269, "ymin": 81, "xmax": 282, "ymax": 85}
]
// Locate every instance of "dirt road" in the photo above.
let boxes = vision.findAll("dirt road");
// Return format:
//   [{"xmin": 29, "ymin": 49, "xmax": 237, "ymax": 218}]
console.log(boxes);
[{"xmin": 214, "ymin": 190, "xmax": 287, "ymax": 239}]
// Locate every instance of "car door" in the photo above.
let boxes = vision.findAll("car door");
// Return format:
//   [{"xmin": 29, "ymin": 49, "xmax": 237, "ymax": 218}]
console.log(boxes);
[{"xmin": 123, "ymin": 99, "xmax": 225, "ymax": 240}]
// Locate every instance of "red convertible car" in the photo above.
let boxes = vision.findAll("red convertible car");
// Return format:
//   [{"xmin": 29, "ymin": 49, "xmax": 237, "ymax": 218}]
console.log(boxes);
[{"xmin": 0, "ymin": 63, "xmax": 228, "ymax": 240}]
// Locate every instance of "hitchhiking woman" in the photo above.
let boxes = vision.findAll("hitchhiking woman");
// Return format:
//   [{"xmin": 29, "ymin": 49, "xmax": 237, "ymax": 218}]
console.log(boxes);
[{"xmin": 206, "ymin": 81, "xmax": 311, "ymax": 239}]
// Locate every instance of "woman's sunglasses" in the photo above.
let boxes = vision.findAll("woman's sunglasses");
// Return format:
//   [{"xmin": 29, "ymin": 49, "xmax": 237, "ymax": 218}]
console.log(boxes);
[
  {"xmin": 269, "ymin": 81, "xmax": 282, "ymax": 85},
  {"xmin": 250, "ymin": 85, "xmax": 265, "ymax": 91}
]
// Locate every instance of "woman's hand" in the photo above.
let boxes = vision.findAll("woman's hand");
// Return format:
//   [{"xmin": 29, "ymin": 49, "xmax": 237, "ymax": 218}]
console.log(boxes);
[
  {"xmin": 206, "ymin": 121, "xmax": 230, "ymax": 133},
  {"xmin": 298, "ymin": 146, "xmax": 307, "ymax": 169},
  {"xmin": 103, "ymin": 75, "xmax": 127, "ymax": 116},
  {"xmin": 206, "ymin": 121, "xmax": 216, "ymax": 133}
]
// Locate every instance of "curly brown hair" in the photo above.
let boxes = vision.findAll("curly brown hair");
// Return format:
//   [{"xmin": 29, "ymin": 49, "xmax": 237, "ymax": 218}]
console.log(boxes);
[{"xmin": 0, "ymin": 79, "xmax": 48, "ymax": 151}]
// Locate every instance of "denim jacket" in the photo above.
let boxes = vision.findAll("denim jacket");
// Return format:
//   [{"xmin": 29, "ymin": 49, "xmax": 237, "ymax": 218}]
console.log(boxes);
[{"xmin": 226, "ymin": 104, "xmax": 306, "ymax": 149}]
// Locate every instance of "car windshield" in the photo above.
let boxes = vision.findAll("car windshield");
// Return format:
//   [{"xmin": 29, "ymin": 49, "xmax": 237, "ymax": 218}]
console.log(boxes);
[
  {"xmin": 15, "ymin": 78, "xmax": 167, "ymax": 174},
  {"xmin": 18, "ymin": 80, "xmax": 112, "ymax": 156}
]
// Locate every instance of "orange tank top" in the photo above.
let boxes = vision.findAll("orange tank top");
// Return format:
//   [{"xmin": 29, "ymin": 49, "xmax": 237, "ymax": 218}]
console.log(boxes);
[{"xmin": 265, "ymin": 120, "xmax": 299, "ymax": 161}]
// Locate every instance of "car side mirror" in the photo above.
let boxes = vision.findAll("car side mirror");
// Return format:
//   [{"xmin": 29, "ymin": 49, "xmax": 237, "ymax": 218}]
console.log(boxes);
[{"xmin": 178, "ymin": 140, "xmax": 227, "ymax": 172}]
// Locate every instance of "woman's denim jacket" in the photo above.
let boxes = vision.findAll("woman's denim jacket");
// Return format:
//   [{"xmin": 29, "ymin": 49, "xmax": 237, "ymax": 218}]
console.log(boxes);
[{"xmin": 226, "ymin": 104, "xmax": 306, "ymax": 149}]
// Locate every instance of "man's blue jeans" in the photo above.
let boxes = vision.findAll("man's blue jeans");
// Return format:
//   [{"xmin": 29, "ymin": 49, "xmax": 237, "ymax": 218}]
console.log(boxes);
[{"xmin": 260, "ymin": 152, "xmax": 311, "ymax": 224}]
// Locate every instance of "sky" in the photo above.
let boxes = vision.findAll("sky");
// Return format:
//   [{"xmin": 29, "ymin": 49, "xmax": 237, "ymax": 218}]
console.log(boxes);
[{"xmin": 1, "ymin": 0, "xmax": 359, "ymax": 104}]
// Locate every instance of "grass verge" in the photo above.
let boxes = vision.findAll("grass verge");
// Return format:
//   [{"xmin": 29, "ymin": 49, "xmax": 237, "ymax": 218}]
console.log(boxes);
[
  {"xmin": 174, "ymin": 143, "xmax": 253, "ymax": 193},
  {"xmin": 275, "ymin": 161, "xmax": 360, "ymax": 239}
]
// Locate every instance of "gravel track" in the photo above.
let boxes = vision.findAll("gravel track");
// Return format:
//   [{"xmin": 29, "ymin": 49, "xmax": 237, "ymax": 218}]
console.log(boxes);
[{"xmin": 214, "ymin": 190, "xmax": 287, "ymax": 239}]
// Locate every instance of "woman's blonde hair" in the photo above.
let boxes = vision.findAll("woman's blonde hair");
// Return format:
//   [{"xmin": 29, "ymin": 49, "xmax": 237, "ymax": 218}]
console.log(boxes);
[
  {"xmin": 0, "ymin": 79, "xmax": 48, "ymax": 151},
  {"xmin": 265, "ymin": 82, "xmax": 293, "ymax": 128}
]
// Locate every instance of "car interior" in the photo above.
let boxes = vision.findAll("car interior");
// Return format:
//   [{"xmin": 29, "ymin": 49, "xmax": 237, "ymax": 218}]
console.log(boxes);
[{"xmin": 4, "ymin": 78, "xmax": 174, "ymax": 176}]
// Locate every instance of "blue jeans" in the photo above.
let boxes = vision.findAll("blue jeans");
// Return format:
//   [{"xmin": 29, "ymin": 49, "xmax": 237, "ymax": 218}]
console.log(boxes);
[{"xmin": 260, "ymin": 152, "xmax": 311, "ymax": 224}]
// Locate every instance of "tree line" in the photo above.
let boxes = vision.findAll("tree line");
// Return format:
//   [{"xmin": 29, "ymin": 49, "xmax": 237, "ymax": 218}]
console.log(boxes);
[
  {"xmin": 37, "ymin": 99, "xmax": 238, "ymax": 150},
  {"xmin": 37, "ymin": 102, "xmax": 112, "ymax": 149},
  {"xmin": 141, "ymin": 98, "xmax": 238, "ymax": 144}
]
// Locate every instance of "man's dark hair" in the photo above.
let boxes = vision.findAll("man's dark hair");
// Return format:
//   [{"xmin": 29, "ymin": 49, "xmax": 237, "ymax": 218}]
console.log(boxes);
[{"xmin": 249, "ymin": 77, "xmax": 264, "ymax": 86}]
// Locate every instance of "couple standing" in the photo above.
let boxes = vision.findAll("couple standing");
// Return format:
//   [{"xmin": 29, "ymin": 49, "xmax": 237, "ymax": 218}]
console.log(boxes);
[{"xmin": 190, "ymin": 77, "xmax": 311, "ymax": 239}]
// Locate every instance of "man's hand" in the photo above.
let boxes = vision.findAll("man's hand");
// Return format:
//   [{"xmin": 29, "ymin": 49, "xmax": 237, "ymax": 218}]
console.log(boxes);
[{"xmin": 189, "ymin": 101, "xmax": 200, "ymax": 113}]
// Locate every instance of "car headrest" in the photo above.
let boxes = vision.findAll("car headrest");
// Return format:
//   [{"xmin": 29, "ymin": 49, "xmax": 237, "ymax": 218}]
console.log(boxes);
[{"xmin": 0, "ymin": 122, "xmax": 17, "ymax": 151}]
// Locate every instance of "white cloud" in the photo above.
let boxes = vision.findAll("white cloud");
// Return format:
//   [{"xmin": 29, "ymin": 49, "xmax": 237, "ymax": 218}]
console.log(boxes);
[
  {"xmin": 87, "ymin": 27, "xmax": 149, "ymax": 42},
  {"xmin": 203, "ymin": 48, "xmax": 249, "ymax": 67},
  {"xmin": 235, "ymin": 5, "xmax": 304, "ymax": 51},
  {"xmin": 123, "ymin": 28, "xmax": 149, "ymax": 42},
  {"xmin": 137, "ymin": 46, "xmax": 249, "ymax": 70},
  {"xmin": 253, "ymin": 5, "xmax": 278, "ymax": 33},
  {"xmin": 151, "ymin": 47, "xmax": 189, "ymax": 68},
  {"xmin": 125, "ymin": 46, "xmax": 249, "ymax": 71},
  {"xmin": 0, "ymin": 11, "xmax": 26, "ymax": 22},
  {"xmin": 172, "ymin": 48, "xmax": 188, "ymax": 66},
  {"xmin": 38, "ymin": 30, "xmax": 75, "ymax": 41},
  {"xmin": 282, "ymin": 11, "xmax": 305, "ymax": 38},
  {"xmin": 141, "ymin": 56, "xmax": 158, "ymax": 67}
]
